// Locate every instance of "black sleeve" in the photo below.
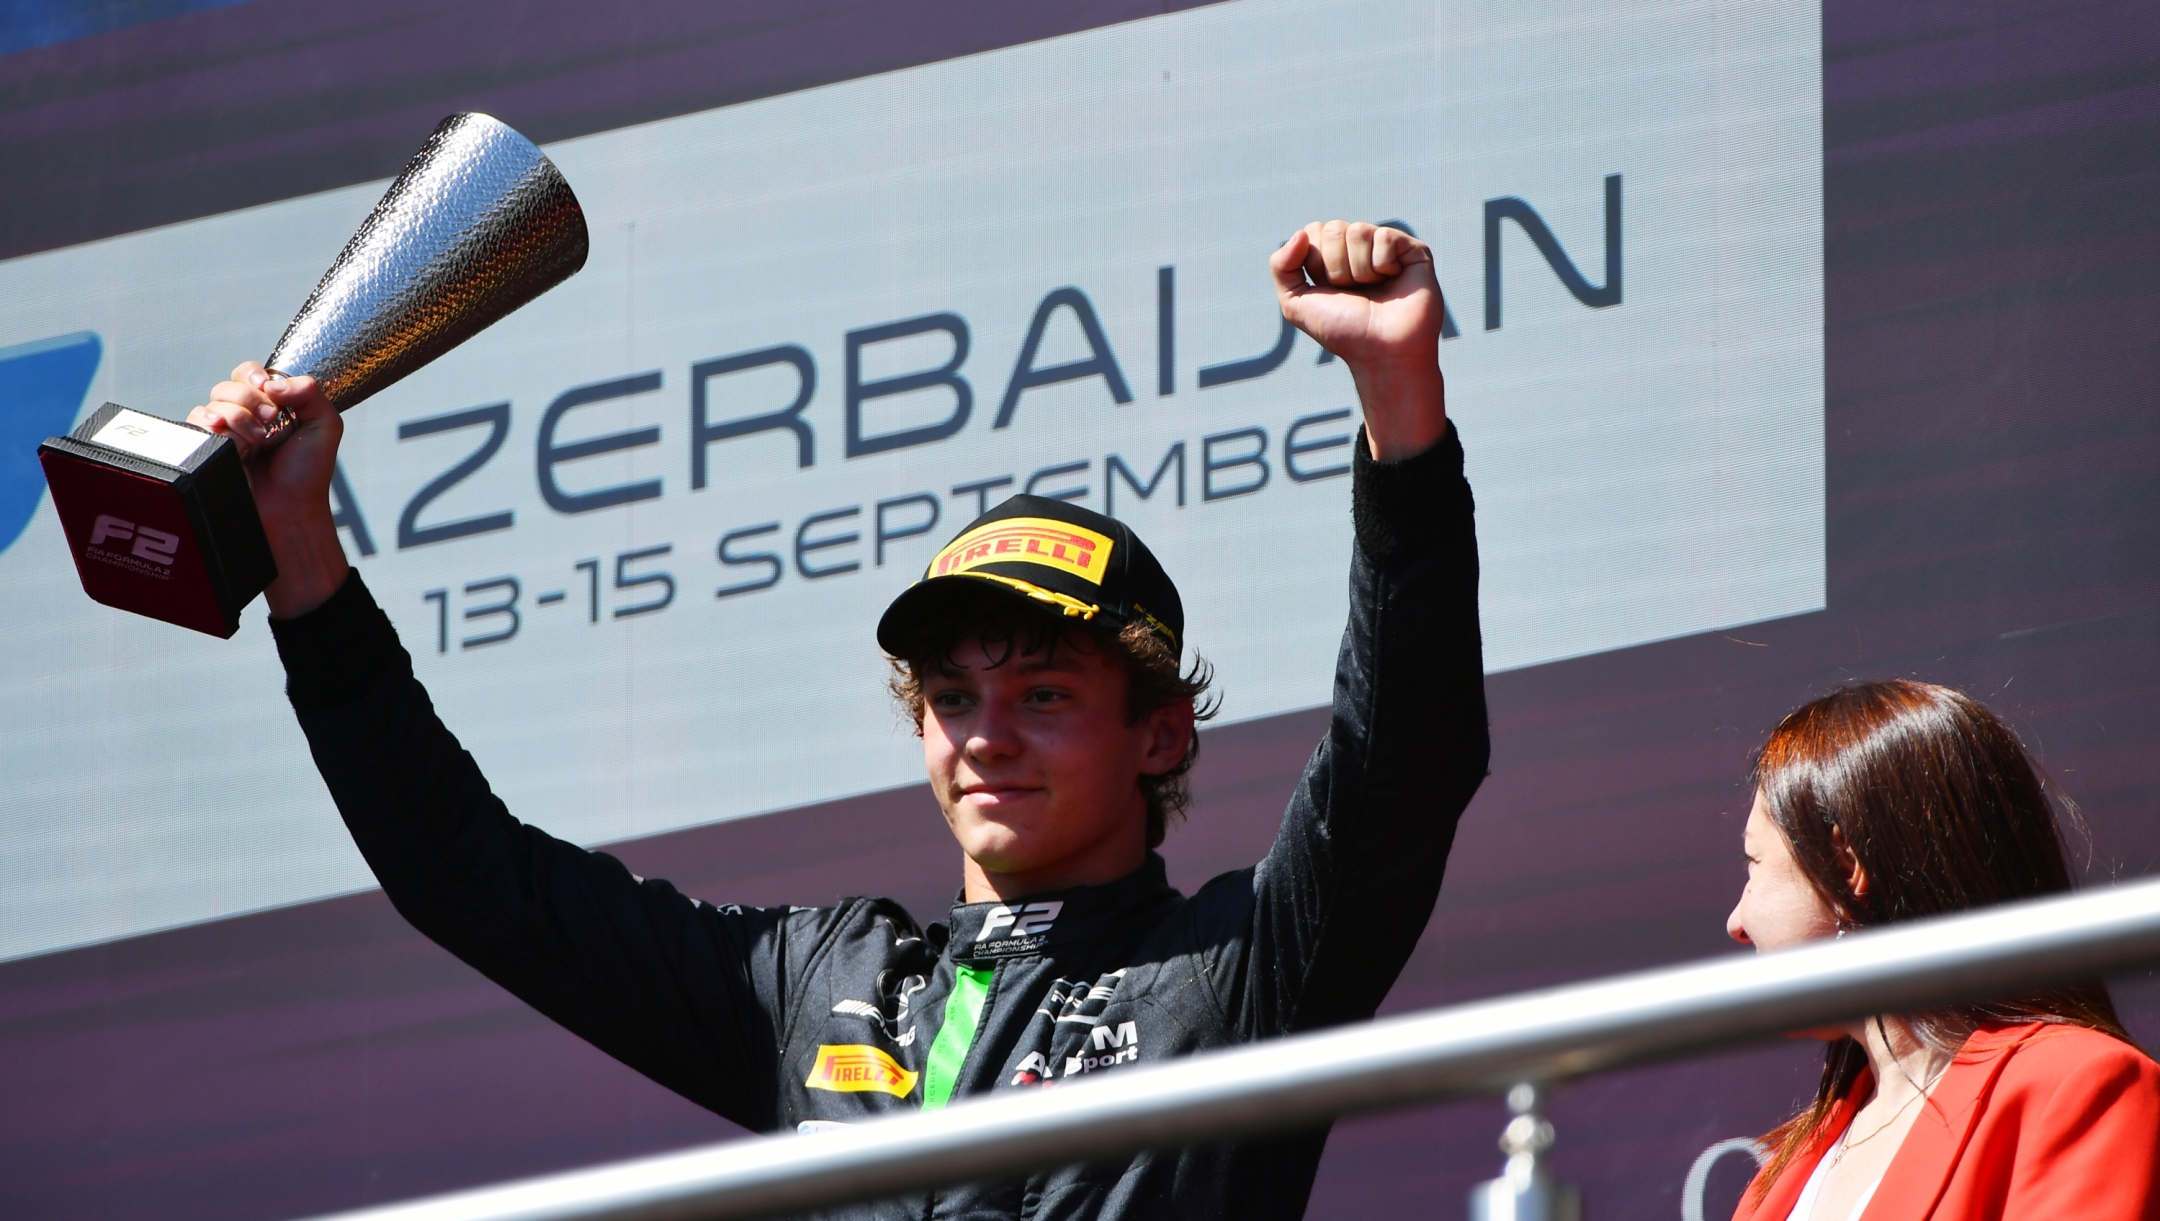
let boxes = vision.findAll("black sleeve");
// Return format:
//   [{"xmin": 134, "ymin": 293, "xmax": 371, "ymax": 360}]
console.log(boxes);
[
  {"xmin": 269, "ymin": 574, "xmax": 823, "ymax": 1130},
  {"xmin": 1222, "ymin": 421, "xmax": 1489, "ymax": 1034}
]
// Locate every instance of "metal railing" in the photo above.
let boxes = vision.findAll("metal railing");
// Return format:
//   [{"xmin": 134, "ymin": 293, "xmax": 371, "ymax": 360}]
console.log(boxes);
[{"xmin": 299, "ymin": 876, "xmax": 2160, "ymax": 1221}]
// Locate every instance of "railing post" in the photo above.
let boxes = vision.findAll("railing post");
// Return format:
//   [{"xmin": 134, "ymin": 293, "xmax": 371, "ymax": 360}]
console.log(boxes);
[{"xmin": 1466, "ymin": 1082, "xmax": 1580, "ymax": 1221}]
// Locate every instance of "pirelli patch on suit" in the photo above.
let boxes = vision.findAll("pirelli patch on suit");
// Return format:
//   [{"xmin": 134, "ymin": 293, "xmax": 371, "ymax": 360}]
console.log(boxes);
[{"xmin": 806, "ymin": 1044, "xmax": 919, "ymax": 1098}]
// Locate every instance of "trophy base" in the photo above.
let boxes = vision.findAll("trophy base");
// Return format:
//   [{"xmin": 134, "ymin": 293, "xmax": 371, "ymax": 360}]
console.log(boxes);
[{"xmin": 39, "ymin": 403, "xmax": 277, "ymax": 639}]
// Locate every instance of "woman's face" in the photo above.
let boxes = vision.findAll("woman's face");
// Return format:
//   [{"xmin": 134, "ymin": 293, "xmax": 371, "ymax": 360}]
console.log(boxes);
[{"xmin": 1727, "ymin": 790, "xmax": 1841, "ymax": 952}]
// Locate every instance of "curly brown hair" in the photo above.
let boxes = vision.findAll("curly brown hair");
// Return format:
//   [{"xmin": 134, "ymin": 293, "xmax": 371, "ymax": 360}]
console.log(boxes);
[{"xmin": 887, "ymin": 585, "xmax": 1217, "ymax": 848}]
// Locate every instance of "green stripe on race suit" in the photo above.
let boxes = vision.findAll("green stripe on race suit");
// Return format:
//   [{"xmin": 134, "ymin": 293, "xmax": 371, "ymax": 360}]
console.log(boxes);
[{"xmin": 920, "ymin": 963, "xmax": 993, "ymax": 1110}]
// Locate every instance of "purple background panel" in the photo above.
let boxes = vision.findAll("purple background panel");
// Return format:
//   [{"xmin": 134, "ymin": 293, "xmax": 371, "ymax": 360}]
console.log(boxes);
[
  {"xmin": 4, "ymin": 1, "xmax": 2160, "ymax": 1219},
  {"xmin": 0, "ymin": 0, "xmax": 1224, "ymax": 263}
]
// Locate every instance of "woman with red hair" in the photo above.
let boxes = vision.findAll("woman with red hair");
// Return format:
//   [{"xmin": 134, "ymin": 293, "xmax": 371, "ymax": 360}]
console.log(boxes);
[{"xmin": 1726, "ymin": 679, "xmax": 2159, "ymax": 1221}]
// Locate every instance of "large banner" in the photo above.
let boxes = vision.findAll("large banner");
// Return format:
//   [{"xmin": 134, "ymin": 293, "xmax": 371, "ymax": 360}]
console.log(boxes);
[{"xmin": 0, "ymin": 0, "xmax": 1820, "ymax": 965}]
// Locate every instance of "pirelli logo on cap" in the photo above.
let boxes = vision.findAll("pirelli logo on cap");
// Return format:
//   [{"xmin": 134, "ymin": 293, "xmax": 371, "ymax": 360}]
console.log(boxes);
[
  {"xmin": 806, "ymin": 1044, "xmax": 919, "ymax": 1098},
  {"xmin": 930, "ymin": 518, "xmax": 1113, "ymax": 587}
]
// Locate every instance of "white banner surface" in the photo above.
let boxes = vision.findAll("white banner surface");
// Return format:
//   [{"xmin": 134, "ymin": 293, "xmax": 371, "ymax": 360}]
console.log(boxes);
[{"xmin": 0, "ymin": 0, "xmax": 1821, "ymax": 961}]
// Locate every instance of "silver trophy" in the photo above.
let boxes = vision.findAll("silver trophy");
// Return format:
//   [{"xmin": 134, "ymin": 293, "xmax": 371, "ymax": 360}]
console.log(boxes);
[{"xmin": 39, "ymin": 113, "xmax": 589, "ymax": 637}]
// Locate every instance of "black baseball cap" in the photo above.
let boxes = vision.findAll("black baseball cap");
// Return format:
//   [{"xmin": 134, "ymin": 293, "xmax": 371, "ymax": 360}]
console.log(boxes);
[{"xmin": 876, "ymin": 494, "xmax": 1184, "ymax": 659}]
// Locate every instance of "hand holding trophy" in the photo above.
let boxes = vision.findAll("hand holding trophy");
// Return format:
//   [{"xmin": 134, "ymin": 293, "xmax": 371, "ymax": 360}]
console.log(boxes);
[{"xmin": 37, "ymin": 113, "xmax": 589, "ymax": 637}]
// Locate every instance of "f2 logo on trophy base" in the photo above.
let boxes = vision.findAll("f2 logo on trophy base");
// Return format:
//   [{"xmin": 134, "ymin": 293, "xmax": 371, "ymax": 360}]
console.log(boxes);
[{"xmin": 90, "ymin": 516, "xmax": 181, "ymax": 566}]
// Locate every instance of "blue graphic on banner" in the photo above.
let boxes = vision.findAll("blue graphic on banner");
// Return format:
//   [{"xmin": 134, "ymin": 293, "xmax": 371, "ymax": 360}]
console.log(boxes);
[
  {"xmin": 0, "ymin": 330, "xmax": 102, "ymax": 553},
  {"xmin": 0, "ymin": 0, "xmax": 256, "ymax": 57}
]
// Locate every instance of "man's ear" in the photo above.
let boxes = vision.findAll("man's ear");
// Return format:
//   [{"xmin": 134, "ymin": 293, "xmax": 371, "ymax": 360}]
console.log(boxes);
[{"xmin": 1138, "ymin": 699, "xmax": 1196, "ymax": 777}]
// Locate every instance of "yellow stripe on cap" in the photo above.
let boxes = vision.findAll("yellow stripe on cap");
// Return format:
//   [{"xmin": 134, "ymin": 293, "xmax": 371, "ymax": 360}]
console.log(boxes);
[
  {"xmin": 1131, "ymin": 602, "xmax": 1178, "ymax": 648},
  {"xmin": 962, "ymin": 573, "xmax": 1102, "ymax": 620},
  {"xmin": 928, "ymin": 517, "xmax": 1113, "ymax": 586}
]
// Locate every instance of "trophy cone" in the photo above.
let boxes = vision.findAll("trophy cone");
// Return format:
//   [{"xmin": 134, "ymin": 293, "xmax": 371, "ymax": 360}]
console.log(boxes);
[
  {"xmin": 39, "ymin": 113, "xmax": 588, "ymax": 637},
  {"xmin": 266, "ymin": 112, "xmax": 589, "ymax": 411}
]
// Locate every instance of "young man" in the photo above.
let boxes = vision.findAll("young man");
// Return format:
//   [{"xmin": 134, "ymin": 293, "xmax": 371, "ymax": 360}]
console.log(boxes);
[{"xmin": 192, "ymin": 221, "xmax": 1488, "ymax": 1220}]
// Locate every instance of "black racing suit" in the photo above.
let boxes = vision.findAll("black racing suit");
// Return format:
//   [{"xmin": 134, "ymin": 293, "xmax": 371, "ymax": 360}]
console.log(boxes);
[{"xmin": 269, "ymin": 425, "xmax": 1489, "ymax": 1221}]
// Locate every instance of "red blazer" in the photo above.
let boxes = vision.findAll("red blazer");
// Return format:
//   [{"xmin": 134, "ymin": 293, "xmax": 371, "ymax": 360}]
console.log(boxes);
[{"xmin": 1732, "ymin": 1022, "xmax": 2160, "ymax": 1221}]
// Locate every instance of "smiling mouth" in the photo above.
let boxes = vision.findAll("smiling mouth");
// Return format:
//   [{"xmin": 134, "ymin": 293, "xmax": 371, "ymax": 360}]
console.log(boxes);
[{"xmin": 959, "ymin": 785, "xmax": 1043, "ymax": 804}]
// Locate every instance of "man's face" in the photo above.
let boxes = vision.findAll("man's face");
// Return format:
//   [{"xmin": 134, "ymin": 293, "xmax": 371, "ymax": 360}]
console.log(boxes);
[{"xmin": 920, "ymin": 632, "xmax": 1193, "ymax": 901}]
